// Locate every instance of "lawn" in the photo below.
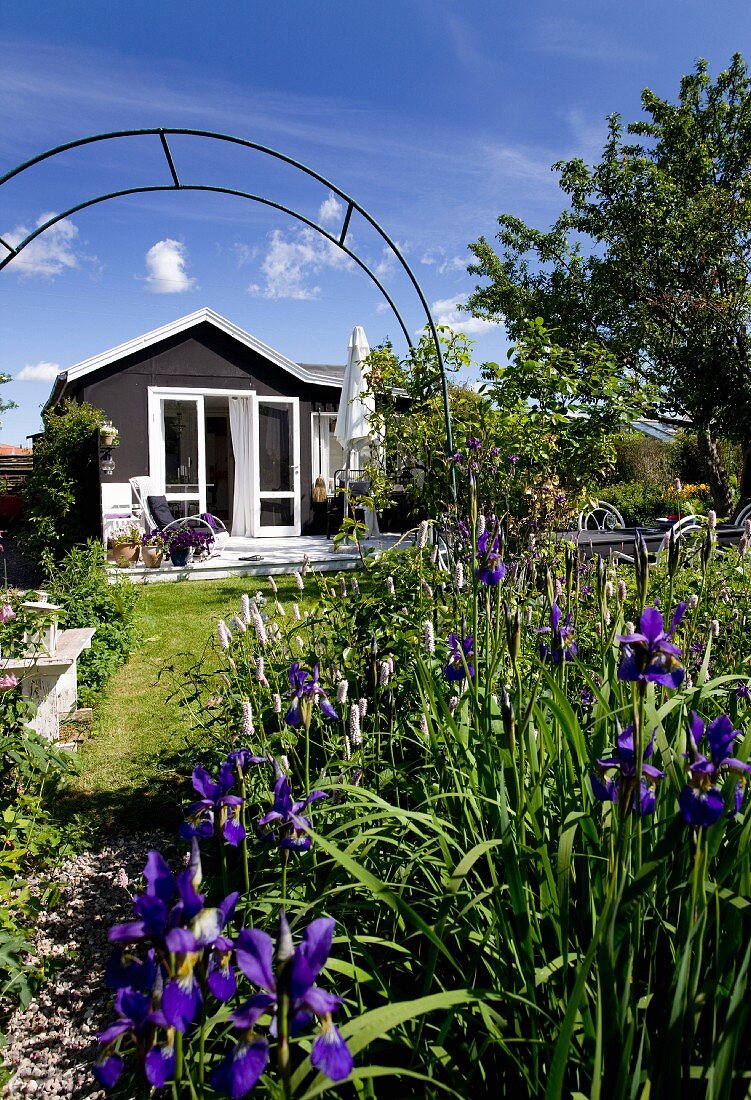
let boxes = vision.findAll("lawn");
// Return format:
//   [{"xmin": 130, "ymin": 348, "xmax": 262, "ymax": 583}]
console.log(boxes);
[{"xmin": 64, "ymin": 574, "xmax": 312, "ymax": 830}]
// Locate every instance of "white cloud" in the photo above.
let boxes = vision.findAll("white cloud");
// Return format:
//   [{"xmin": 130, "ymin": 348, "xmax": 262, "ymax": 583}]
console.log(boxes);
[
  {"xmin": 318, "ymin": 191, "xmax": 344, "ymax": 226},
  {"xmin": 375, "ymin": 301, "xmax": 390, "ymax": 314},
  {"xmin": 4, "ymin": 213, "xmax": 80, "ymax": 278},
  {"xmin": 16, "ymin": 361, "xmax": 60, "ymax": 382},
  {"xmin": 373, "ymin": 247, "xmax": 395, "ymax": 279},
  {"xmin": 430, "ymin": 295, "xmax": 499, "ymax": 336},
  {"xmin": 532, "ymin": 19, "xmax": 655, "ymax": 63},
  {"xmin": 248, "ymin": 227, "xmax": 352, "ymax": 300},
  {"xmin": 231, "ymin": 243, "xmax": 258, "ymax": 269},
  {"xmin": 421, "ymin": 249, "xmax": 467, "ymax": 275},
  {"xmin": 143, "ymin": 239, "xmax": 196, "ymax": 294}
]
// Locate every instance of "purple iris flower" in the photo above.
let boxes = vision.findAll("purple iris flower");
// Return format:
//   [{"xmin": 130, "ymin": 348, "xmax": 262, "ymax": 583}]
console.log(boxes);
[
  {"xmin": 105, "ymin": 946, "xmax": 156, "ymax": 992},
  {"xmin": 257, "ymin": 775, "xmax": 328, "ymax": 851},
  {"xmin": 617, "ymin": 603, "xmax": 687, "ymax": 689},
  {"xmin": 180, "ymin": 765, "xmax": 246, "ymax": 846},
  {"xmin": 108, "ymin": 850, "xmax": 177, "ymax": 946},
  {"xmin": 467, "ymin": 438, "xmax": 482, "ymax": 451},
  {"xmin": 222, "ymin": 748, "xmax": 267, "ymax": 786},
  {"xmin": 444, "ymin": 633, "xmax": 475, "ymax": 682},
  {"xmin": 679, "ymin": 712, "xmax": 751, "ymax": 827},
  {"xmin": 591, "ymin": 726, "xmax": 664, "ymax": 815},
  {"xmin": 285, "ymin": 662, "xmax": 339, "ymax": 728},
  {"xmin": 93, "ymin": 989, "xmax": 150, "ymax": 1089},
  {"xmin": 476, "ymin": 529, "xmax": 506, "ymax": 585},
  {"xmin": 211, "ymin": 911, "xmax": 353, "ymax": 1097},
  {"xmin": 94, "ymin": 988, "xmax": 177, "ymax": 1090},
  {"xmin": 538, "ymin": 603, "xmax": 577, "ymax": 663},
  {"xmin": 508, "ymin": 454, "xmax": 519, "ymax": 465},
  {"xmin": 107, "ymin": 843, "xmax": 239, "ymax": 1033},
  {"xmin": 736, "ymin": 681, "xmax": 751, "ymax": 702}
]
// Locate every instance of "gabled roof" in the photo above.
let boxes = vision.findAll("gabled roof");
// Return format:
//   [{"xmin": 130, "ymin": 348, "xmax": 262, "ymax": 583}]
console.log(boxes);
[{"xmin": 45, "ymin": 307, "xmax": 344, "ymax": 408}]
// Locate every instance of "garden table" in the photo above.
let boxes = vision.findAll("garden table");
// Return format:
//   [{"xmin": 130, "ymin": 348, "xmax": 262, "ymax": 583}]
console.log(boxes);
[{"xmin": 559, "ymin": 523, "xmax": 744, "ymax": 561}]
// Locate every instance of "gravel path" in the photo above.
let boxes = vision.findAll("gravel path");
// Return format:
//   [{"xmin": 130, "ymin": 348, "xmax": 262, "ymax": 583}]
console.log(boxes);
[{"xmin": 2, "ymin": 835, "xmax": 165, "ymax": 1099}]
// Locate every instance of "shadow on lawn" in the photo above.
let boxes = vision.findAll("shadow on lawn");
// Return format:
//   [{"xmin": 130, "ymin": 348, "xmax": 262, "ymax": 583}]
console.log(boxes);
[{"xmin": 57, "ymin": 748, "xmax": 193, "ymax": 834}]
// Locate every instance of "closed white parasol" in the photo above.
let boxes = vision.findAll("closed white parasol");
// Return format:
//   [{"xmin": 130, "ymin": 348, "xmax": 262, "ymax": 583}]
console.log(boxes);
[
  {"xmin": 334, "ymin": 325, "xmax": 379, "ymax": 534},
  {"xmin": 334, "ymin": 325, "xmax": 374, "ymax": 467}
]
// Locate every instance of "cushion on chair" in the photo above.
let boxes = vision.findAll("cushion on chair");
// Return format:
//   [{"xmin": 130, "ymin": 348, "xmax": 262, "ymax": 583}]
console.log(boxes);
[{"xmin": 147, "ymin": 495, "xmax": 176, "ymax": 529}]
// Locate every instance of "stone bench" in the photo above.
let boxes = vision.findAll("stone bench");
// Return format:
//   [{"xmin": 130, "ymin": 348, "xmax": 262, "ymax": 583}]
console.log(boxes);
[{"xmin": 3, "ymin": 628, "xmax": 96, "ymax": 741}]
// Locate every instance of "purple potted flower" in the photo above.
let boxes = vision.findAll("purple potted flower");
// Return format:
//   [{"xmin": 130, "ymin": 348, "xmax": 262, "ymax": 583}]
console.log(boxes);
[{"xmin": 167, "ymin": 526, "xmax": 213, "ymax": 567}]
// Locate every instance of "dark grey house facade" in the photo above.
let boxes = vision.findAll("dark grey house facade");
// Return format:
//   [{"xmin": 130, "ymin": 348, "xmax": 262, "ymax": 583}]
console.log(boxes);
[{"xmin": 45, "ymin": 308, "xmax": 347, "ymax": 537}]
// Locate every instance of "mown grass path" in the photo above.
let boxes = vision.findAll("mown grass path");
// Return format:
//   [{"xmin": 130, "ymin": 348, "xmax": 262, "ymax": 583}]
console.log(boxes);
[{"xmin": 65, "ymin": 575, "xmax": 305, "ymax": 829}]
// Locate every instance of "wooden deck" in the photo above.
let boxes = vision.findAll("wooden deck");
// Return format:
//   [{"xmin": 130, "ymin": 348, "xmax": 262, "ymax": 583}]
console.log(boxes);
[{"xmin": 108, "ymin": 534, "xmax": 402, "ymax": 583}]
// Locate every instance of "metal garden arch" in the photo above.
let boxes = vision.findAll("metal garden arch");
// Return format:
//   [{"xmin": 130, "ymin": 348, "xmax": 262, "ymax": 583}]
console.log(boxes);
[{"xmin": 0, "ymin": 128, "xmax": 456, "ymax": 500}]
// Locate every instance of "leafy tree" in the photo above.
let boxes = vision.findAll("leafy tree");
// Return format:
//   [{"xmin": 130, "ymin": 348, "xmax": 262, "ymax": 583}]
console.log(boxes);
[
  {"xmin": 467, "ymin": 54, "xmax": 751, "ymax": 512},
  {"xmin": 20, "ymin": 399, "xmax": 105, "ymax": 563},
  {"xmin": 364, "ymin": 323, "xmax": 648, "ymax": 539},
  {"xmin": 363, "ymin": 327, "xmax": 502, "ymax": 517},
  {"xmin": 482, "ymin": 317, "xmax": 651, "ymax": 501},
  {"xmin": 0, "ymin": 372, "xmax": 17, "ymax": 430}
]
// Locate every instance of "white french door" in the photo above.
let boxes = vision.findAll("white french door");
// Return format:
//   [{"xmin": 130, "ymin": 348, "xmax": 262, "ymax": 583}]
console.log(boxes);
[
  {"xmin": 252, "ymin": 396, "xmax": 300, "ymax": 536},
  {"xmin": 149, "ymin": 392, "xmax": 207, "ymax": 518}
]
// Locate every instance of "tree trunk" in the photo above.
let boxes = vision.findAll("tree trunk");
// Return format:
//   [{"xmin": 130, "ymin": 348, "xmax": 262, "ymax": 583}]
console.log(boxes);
[{"xmin": 697, "ymin": 428, "xmax": 734, "ymax": 516}]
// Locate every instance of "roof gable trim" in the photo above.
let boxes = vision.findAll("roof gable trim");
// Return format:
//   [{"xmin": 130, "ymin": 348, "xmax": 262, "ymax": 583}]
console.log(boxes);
[{"xmin": 63, "ymin": 308, "xmax": 343, "ymax": 389}]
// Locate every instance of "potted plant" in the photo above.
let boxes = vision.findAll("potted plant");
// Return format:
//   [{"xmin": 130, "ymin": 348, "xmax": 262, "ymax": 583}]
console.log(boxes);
[
  {"xmin": 167, "ymin": 526, "xmax": 213, "ymax": 568},
  {"xmin": 108, "ymin": 525, "xmax": 141, "ymax": 566},
  {"xmin": 140, "ymin": 529, "xmax": 168, "ymax": 569},
  {"xmin": 99, "ymin": 421, "xmax": 119, "ymax": 447}
]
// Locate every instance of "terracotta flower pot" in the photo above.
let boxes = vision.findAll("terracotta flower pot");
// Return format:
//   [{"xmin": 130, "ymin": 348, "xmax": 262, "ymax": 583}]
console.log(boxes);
[
  {"xmin": 112, "ymin": 542, "xmax": 140, "ymax": 565},
  {"xmin": 141, "ymin": 546, "xmax": 163, "ymax": 569}
]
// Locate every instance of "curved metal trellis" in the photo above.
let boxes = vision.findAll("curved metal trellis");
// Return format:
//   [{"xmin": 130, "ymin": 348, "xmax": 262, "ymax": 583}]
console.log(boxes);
[{"xmin": 0, "ymin": 127, "xmax": 456, "ymax": 501}]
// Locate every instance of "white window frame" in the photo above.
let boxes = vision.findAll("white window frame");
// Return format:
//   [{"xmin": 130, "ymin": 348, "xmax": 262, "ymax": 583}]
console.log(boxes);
[
  {"xmin": 252, "ymin": 395, "xmax": 300, "ymax": 536},
  {"xmin": 147, "ymin": 386, "xmax": 254, "ymax": 519}
]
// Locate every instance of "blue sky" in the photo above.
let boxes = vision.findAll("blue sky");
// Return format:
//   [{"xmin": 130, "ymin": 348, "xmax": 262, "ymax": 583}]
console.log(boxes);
[{"xmin": 1, "ymin": 0, "xmax": 749, "ymax": 444}]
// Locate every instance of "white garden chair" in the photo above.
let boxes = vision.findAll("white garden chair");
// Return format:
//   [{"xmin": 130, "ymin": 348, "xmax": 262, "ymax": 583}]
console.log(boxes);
[
  {"xmin": 577, "ymin": 500, "xmax": 626, "ymax": 531},
  {"xmin": 129, "ymin": 476, "xmax": 230, "ymax": 555}
]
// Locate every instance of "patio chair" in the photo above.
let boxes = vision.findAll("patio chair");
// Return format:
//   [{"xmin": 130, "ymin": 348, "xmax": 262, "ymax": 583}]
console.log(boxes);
[
  {"xmin": 326, "ymin": 469, "xmax": 370, "ymax": 539},
  {"xmin": 577, "ymin": 500, "xmax": 626, "ymax": 531},
  {"xmin": 666, "ymin": 513, "xmax": 704, "ymax": 539},
  {"xmin": 129, "ymin": 476, "xmax": 230, "ymax": 554}
]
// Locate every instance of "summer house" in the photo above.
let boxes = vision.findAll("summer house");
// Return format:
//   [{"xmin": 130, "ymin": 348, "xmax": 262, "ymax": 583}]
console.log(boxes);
[{"xmin": 44, "ymin": 308, "xmax": 350, "ymax": 539}]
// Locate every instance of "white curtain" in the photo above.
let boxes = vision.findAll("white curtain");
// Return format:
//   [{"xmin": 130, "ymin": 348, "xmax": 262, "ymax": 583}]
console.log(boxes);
[{"xmin": 229, "ymin": 397, "xmax": 253, "ymax": 536}]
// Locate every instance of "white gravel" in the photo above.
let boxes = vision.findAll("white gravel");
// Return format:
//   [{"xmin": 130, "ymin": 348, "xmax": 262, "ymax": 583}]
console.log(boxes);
[{"xmin": 2, "ymin": 836, "xmax": 165, "ymax": 1098}]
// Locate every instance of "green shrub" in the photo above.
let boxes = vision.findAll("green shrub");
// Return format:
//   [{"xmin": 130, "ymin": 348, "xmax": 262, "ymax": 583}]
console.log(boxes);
[
  {"xmin": 40, "ymin": 542, "xmax": 140, "ymax": 704},
  {"xmin": 0, "ymin": 684, "xmax": 83, "ymax": 1012},
  {"xmin": 601, "ymin": 479, "xmax": 668, "ymax": 525},
  {"xmin": 20, "ymin": 399, "xmax": 106, "ymax": 565},
  {"xmin": 671, "ymin": 430, "xmax": 742, "ymax": 493},
  {"xmin": 613, "ymin": 431, "xmax": 675, "ymax": 484}
]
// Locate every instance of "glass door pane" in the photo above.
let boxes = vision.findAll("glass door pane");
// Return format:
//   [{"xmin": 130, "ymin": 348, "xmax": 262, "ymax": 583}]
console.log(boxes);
[
  {"xmin": 162, "ymin": 398, "xmax": 205, "ymax": 516},
  {"xmin": 255, "ymin": 399, "xmax": 299, "ymax": 535}
]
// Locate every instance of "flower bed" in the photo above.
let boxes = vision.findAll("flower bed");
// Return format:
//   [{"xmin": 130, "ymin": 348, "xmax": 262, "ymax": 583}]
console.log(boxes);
[{"xmin": 92, "ymin": 507, "xmax": 751, "ymax": 1096}]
